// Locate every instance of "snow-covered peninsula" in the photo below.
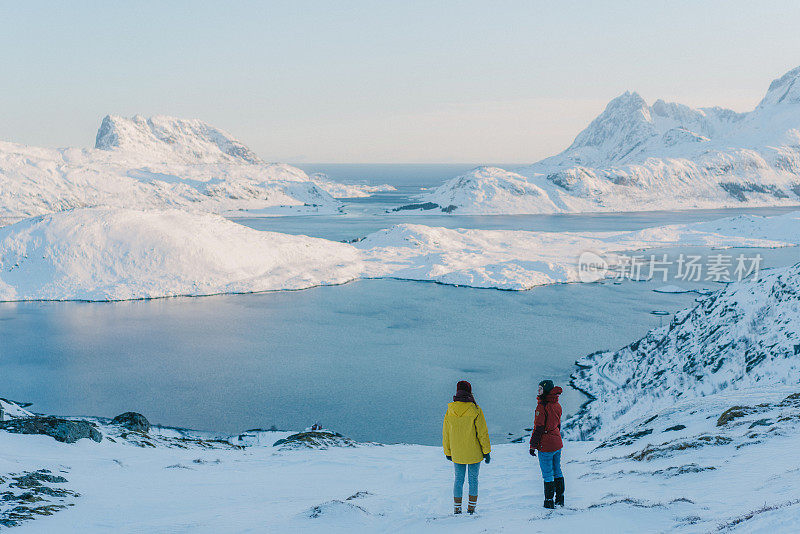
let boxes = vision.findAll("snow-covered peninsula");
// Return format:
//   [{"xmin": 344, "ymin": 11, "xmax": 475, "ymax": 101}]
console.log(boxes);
[
  {"xmin": 0, "ymin": 208, "xmax": 799, "ymax": 301},
  {"xmin": 406, "ymin": 66, "xmax": 800, "ymax": 215},
  {"xmin": 0, "ymin": 115, "xmax": 392, "ymax": 221}
]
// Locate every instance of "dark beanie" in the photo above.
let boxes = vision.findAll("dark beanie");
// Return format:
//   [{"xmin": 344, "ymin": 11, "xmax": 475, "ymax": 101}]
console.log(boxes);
[
  {"xmin": 539, "ymin": 380, "xmax": 554, "ymax": 394},
  {"xmin": 456, "ymin": 380, "xmax": 472, "ymax": 393}
]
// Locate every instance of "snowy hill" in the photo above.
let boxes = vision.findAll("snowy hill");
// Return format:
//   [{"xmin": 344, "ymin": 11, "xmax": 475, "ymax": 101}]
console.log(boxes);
[
  {"xmin": 2, "ymin": 388, "xmax": 799, "ymax": 531},
  {"xmin": 0, "ymin": 115, "xmax": 388, "ymax": 219},
  {"xmin": 0, "ymin": 208, "xmax": 799, "ymax": 301},
  {"xmin": 0, "ymin": 208, "xmax": 361, "ymax": 301},
  {"xmin": 566, "ymin": 261, "xmax": 800, "ymax": 440},
  {"xmin": 413, "ymin": 66, "xmax": 800, "ymax": 214}
]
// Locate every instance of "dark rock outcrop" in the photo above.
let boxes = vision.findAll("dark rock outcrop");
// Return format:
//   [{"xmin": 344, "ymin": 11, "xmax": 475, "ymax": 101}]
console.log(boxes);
[
  {"xmin": 0, "ymin": 417, "xmax": 102, "ymax": 444},
  {"xmin": 0, "ymin": 470, "xmax": 78, "ymax": 528},
  {"xmin": 391, "ymin": 202, "xmax": 440, "ymax": 212},
  {"xmin": 111, "ymin": 412, "xmax": 150, "ymax": 433},
  {"xmin": 273, "ymin": 431, "xmax": 358, "ymax": 450}
]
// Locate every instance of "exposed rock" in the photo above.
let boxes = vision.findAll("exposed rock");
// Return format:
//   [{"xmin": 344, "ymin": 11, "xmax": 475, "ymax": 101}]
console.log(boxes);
[
  {"xmin": 717, "ymin": 407, "xmax": 748, "ymax": 426},
  {"xmin": 391, "ymin": 202, "xmax": 440, "ymax": 212},
  {"xmin": 0, "ymin": 417, "xmax": 102, "ymax": 444},
  {"xmin": 0, "ymin": 470, "xmax": 78, "ymax": 528},
  {"xmin": 111, "ymin": 412, "xmax": 150, "ymax": 433},
  {"xmin": 273, "ymin": 431, "xmax": 359, "ymax": 450},
  {"xmin": 9, "ymin": 471, "xmax": 68, "ymax": 489}
]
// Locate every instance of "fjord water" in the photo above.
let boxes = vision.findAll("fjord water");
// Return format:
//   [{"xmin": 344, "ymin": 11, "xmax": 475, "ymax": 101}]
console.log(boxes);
[
  {"xmin": 1, "ymin": 164, "xmax": 799, "ymax": 445},
  {"xmin": 0, "ymin": 279, "xmax": 702, "ymax": 445}
]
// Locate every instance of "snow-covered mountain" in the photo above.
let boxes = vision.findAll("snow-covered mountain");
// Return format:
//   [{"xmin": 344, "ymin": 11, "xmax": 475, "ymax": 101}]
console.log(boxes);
[
  {"xmin": 94, "ymin": 115, "xmax": 264, "ymax": 164},
  {"xmin": 566, "ymin": 260, "xmax": 800, "ymax": 440},
  {"xmin": 0, "ymin": 115, "xmax": 389, "ymax": 220},
  {"xmin": 413, "ymin": 66, "xmax": 800, "ymax": 214}
]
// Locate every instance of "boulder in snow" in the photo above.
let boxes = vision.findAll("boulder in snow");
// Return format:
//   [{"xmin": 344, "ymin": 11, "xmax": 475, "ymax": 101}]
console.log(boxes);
[
  {"xmin": 0, "ymin": 417, "xmax": 102, "ymax": 443},
  {"xmin": 111, "ymin": 412, "xmax": 151, "ymax": 433}
]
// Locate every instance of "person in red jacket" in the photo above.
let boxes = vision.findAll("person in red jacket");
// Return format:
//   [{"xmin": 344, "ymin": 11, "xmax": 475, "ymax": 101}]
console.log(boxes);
[{"xmin": 529, "ymin": 379, "xmax": 564, "ymax": 509}]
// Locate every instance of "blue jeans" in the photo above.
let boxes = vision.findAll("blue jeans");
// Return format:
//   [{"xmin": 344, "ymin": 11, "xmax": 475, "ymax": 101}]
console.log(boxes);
[
  {"xmin": 538, "ymin": 449, "xmax": 563, "ymax": 482},
  {"xmin": 453, "ymin": 462, "xmax": 480, "ymax": 498}
]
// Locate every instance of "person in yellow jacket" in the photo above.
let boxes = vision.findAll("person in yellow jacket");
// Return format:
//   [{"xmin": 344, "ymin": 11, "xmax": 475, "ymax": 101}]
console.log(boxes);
[{"xmin": 442, "ymin": 380, "xmax": 491, "ymax": 515}]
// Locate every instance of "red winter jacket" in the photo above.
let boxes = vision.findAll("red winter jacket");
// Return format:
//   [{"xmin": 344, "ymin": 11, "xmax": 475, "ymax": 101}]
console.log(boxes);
[{"xmin": 529, "ymin": 386, "xmax": 563, "ymax": 453}]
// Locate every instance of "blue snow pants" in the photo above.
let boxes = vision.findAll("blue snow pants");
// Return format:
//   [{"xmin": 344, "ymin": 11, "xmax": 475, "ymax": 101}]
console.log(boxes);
[{"xmin": 538, "ymin": 448, "xmax": 563, "ymax": 482}]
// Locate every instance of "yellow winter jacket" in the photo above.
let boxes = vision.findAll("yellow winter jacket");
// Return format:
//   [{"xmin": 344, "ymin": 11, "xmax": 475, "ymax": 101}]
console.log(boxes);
[{"xmin": 442, "ymin": 401, "xmax": 491, "ymax": 464}]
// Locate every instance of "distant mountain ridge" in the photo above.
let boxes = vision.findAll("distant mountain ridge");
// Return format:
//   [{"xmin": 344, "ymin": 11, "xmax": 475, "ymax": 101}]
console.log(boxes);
[{"xmin": 414, "ymin": 65, "xmax": 800, "ymax": 214}]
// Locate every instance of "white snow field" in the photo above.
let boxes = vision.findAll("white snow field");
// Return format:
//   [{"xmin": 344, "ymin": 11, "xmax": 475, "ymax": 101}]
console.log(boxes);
[
  {"xmin": 411, "ymin": 66, "xmax": 800, "ymax": 214},
  {"xmin": 1, "ymin": 388, "xmax": 798, "ymax": 532},
  {"xmin": 0, "ymin": 115, "xmax": 391, "ymax": 220},
  {"xmin": 1, "ymin": 209, "xmax": 800, "ymax": 301}
]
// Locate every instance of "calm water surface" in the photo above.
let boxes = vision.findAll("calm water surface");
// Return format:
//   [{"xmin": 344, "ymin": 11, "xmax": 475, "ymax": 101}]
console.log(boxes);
[{"xmin": 0, "ymin": 279, "xmax": 705, "ymax": 445}]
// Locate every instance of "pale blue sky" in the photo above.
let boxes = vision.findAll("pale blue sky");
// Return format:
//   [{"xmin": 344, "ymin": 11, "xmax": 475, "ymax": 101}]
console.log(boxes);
[{"xmin": 2, "ymin": 1, "xmax": 800, "ymax": 162}]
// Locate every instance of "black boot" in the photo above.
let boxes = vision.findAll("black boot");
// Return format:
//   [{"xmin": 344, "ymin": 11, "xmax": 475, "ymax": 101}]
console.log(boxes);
[
  {"xmin": 543, "ymin": 481, "xmax": 555, "ymax": 509},
  {"xmin": 554, "ymin": 477, "xmax": 565, "ymax": 507}
]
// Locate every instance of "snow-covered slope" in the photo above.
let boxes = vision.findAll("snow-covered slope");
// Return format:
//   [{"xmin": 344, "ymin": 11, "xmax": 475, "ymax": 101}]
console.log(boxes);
[
  {"xmin": 0, "ymin": 115, "xmax": 384, "ymax": 218},
  {"xmin": 414, "ymin": 66, "xmax": 800, "ymax": 214},
  {"xmin": 567, "ymin": 261, "xmax": 800, "ymax": 440},
  {"xmin": 2, "ymin": 389, "xmax": 800, "ymax": 532},
  {"xmin": 0, "ymin": 208, "xmax": 361, "ymax": 301},
  {"xmin": 0, "ymin": 399, "xmax": 32, "ymax": 420},
  {"xmin": 1, "ymin": 208, "xmax": 799, "ymax": 301}
]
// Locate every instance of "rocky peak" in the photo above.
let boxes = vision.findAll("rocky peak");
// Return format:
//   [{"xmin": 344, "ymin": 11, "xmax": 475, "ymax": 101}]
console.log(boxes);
[
  {"xmin": 94, "ymin": 114, "xmax": 263, "ymax": 164},
  {"xmin": 757, "ymin": 65, "xmax": 800, "ymax": 108}
]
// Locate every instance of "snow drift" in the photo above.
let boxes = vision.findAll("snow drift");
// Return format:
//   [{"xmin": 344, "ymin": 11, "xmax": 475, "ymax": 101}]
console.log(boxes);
[
  {"xmin": 1, "ymin": 208, "xmax": 799, "ymax": 301},
  {"xmin": 413, "ymin": 66, "xmax": 800, "ymax": 214}
]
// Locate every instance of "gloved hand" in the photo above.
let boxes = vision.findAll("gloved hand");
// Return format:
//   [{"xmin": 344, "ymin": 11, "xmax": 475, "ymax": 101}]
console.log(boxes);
[
  {"xmin": 529, "ymin": 448, "xmax": 536, "ymax": 457},
  {"xmin": 445, "ymin": 455, "xmax": 452, "ymax": 461},
  {"xmin": 484, "ymin": 453, "xmax": 491, "ymax": 464}
]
